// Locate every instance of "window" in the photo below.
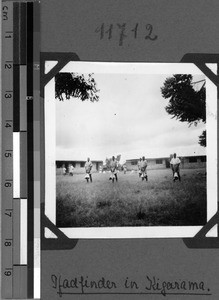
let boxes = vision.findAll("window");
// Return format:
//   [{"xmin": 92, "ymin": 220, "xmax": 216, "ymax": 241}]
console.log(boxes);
[
  {"xmin": 189, "ymin": 157, "xmax": 197, "ymax": 163},
  {"xmin": 80, "ymin": 162, "xmax": 85, "ymax": 167},
  {"xmin": 156, "ymin": 159, "xmax": 162, "ymax": 164},
  {"xmin": 131, "ymin": 161, "xmax": 137, "ymax": 165},
  {"xmin": 201, "ymin": 156, "xmax": 206, "ymax": 162}
]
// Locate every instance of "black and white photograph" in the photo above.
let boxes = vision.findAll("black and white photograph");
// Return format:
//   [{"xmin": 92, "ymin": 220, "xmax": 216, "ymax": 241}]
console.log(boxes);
[{"xmin": 44, "ymin": 62, "xmax": 217, "ymax": 238}]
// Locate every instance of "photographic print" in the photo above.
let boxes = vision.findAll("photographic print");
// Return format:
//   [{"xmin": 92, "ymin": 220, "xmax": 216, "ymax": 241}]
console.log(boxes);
[{"xmin": 44, "ymin": 62, "xmax": 217, "ymax": 238}]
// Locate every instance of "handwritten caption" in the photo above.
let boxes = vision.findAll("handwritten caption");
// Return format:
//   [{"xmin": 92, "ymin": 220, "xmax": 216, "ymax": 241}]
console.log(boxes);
[
  {"xmin": 95, "ymin": 23, "xmax": 158, "ymax": 46},
  {"xmin": 51, "ymin": 274, "xmax": 212, "ymax": 297}
]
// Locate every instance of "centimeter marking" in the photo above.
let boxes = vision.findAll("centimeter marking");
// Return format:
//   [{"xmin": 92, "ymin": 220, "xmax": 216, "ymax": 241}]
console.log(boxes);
[
  {"xmin": 27, "ymin": 1, "xmax": 34, "ymax": 298},
  {"xmin": 2, "ymin": 2, "xmax": 40, "ymax": 299},
  {"xmin": 2, "ymin": 2, "xmax": 14, "ymax": 298}
]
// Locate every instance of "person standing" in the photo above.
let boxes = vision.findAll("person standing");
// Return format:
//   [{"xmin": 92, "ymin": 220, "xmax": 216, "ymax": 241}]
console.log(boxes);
[
  {"xmin": 140, "ymin": 156, "xmax": 148, "ymax": 181},
  {"xmin": 62, "ymin": 165, "xmax": 66, "ymax": 176},
  {"xmin": 138, "ymin": 157, "xmax": 142, "ymax": 177},
  {"xmin": 85, "ymin": 158, "xmax": 93, "ymax": 183},
  {"xmin": 109, "ymin": 156, "xmax": 118, "ymax": 183},
  {"xmin": 170, "ymin": 153, "xmax": 181, "ymax": 181},
  {"xmin": 69, "ymin": 164, "xmax": 74, "ymax": 176}
]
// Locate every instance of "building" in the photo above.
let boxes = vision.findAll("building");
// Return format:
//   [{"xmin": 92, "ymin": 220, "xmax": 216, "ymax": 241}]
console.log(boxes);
[
  {"xmin": 126, "ymin": 155, "xmax": 206, "ymax": 171},
  {"xmin": 56, "ymin": 160, "xmax": 103, "ymax": 174}
]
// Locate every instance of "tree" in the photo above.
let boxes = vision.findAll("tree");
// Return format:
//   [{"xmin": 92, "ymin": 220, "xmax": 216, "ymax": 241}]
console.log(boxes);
[
  {"xmin": 55, "ymin": 72, "xmax": 99, "ymax": 102},
  {"xmin": 161, "ymin": 74, "xmax": 206, "ymax": 146},
  {"xmin": 198, "ymin": 130, "xmax": 206, "ymax": 147}
]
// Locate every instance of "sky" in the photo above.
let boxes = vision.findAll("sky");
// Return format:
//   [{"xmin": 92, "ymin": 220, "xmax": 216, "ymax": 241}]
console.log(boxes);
[{"xmin": 55, "ymin": 70, "xmax": 206, "ymax": 162}]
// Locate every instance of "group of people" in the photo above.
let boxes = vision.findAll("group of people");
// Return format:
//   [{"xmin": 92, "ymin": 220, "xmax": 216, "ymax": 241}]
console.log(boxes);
[
  {"xmin": 62, "ymin": 153, "xmax": 181, "ymax": 183},
  {"xmin": 62, "ymin": 158, "xmax": 93, "ymax": 182},
  {"xmin": 137, "ymin": 153, "xmax": 181, "ymax": 182},
  {"xmin": 62, "ymin": 164, "xmax": 74, "ymax": 176},
  {"xmin": 85, "ymin": 156, "xmax": 120, "ymax": 183},
  {"xmin": 62, "ymin": 156, "xmax": 120, "ymax": 183}
]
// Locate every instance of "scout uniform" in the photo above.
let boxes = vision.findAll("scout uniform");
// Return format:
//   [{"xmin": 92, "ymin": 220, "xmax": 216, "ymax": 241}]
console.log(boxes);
[
  {"xmin": 140, "ymin": 158, "xmax": 148, "ymax": 181},
  {"xmin": 85, "ymin": 159, "xmax": 93, "ymax": 182},
  {"xmin": 170, "ymin": 156, "xmax": 181, "ymax": 181},
  {"xmin": 109, "ymin": 158, "xmax": 118, "ymax": 182}
]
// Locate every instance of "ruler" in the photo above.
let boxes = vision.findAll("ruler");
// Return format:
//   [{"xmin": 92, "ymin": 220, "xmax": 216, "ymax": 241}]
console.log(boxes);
[{"xmin": 1, "ymin": 1, "xmax": 40, "ymax": 298}]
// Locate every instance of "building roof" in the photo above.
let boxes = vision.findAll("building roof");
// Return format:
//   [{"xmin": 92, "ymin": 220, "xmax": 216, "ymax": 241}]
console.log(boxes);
[
  {"xmin": 126, "ymin": 154, "xmax": 206, "ymax": 161},
  {"xmin": 56, "ymin": 159, "xmax": 103, "ymax": 163}
]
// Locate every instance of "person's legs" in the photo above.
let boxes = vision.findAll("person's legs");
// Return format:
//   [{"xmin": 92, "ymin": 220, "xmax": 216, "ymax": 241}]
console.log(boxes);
[
  {"xmin": 115, "ymin": 173, "xmax": 118, "ymax": 182},
  {"xmin": 89, "ymin": 174, "xmax": 92, "ymax": 182},
  {"xmin": 178, "ymin": 171, "xmax": 181, "ymax": 181},
  {"xmin": 85, "ymin": 173, "xmax": 89, "ymax": 182},
  {"xmin": 172, "ymin": 166, "xmax": 176, "ymax": 181},
  {"xmin": 109, "ymin": 172, "xmax": 113, "ymax": 180}
]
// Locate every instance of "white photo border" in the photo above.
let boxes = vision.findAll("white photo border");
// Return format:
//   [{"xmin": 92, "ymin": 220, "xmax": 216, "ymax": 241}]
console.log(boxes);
[{"xmin": 44, "ymin": 62, "xmax": 217, "ymax": 239}]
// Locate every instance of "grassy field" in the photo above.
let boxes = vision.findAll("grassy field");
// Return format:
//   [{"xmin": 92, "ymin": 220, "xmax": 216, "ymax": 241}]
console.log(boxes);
[{"xmin": 56, "ymin": 168, "xmax": 206, "ymax": 227}]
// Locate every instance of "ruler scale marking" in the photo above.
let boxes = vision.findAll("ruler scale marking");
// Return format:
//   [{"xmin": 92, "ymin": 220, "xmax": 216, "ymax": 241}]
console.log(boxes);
[
  {"xmin": 27, "ymin": 2, "xmax": 34, "ymax": 298},
  {"xmin": 13, "ymin": 65, "xmax": 20, "ymax": 132},
  {"xmin": 2, "ymin": 2, "xmax": 40, "ymax": 298},
  {"xmin": 13, "ymin": 2, "xmax": 20, "ymax": 132},
  {"xmin": 12, "ymin": 2, "xmax": 20, "ymax": 298},
  {"xmin": 2, "ymin": 1, "xmax": 13, "ymax": 298},
  {"xmin": 20, "ymin": 2, "xmax": 27, "ymax": 65},
  {"xmin": 33, "ymin": 1, "xmax": 41, "ymax": 298},
  {"xmin": 20, "ymin": 67, "xmax": 27, "ymax": 131},
  {"xmin": 20, "ymin": 132, "xmax": 28, "ymax": 198},
  {"xmin": 13, "ymin": 200, "xmax": 20, "ymax": 266}
]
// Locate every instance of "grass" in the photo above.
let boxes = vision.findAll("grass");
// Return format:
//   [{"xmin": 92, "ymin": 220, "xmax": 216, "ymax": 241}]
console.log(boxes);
[{"xmin": 56, "ymin": 168, "xmax": 207, "ymax": 227}]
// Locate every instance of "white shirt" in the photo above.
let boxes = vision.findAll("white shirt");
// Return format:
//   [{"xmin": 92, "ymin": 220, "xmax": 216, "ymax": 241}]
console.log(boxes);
[
  {"xmin": 170, "ymin": 157, "xmax": 181, "ymax": 165},
  {"xmin": 85, "ymin": 161, "xmax": 93, "ymax": 172}
]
